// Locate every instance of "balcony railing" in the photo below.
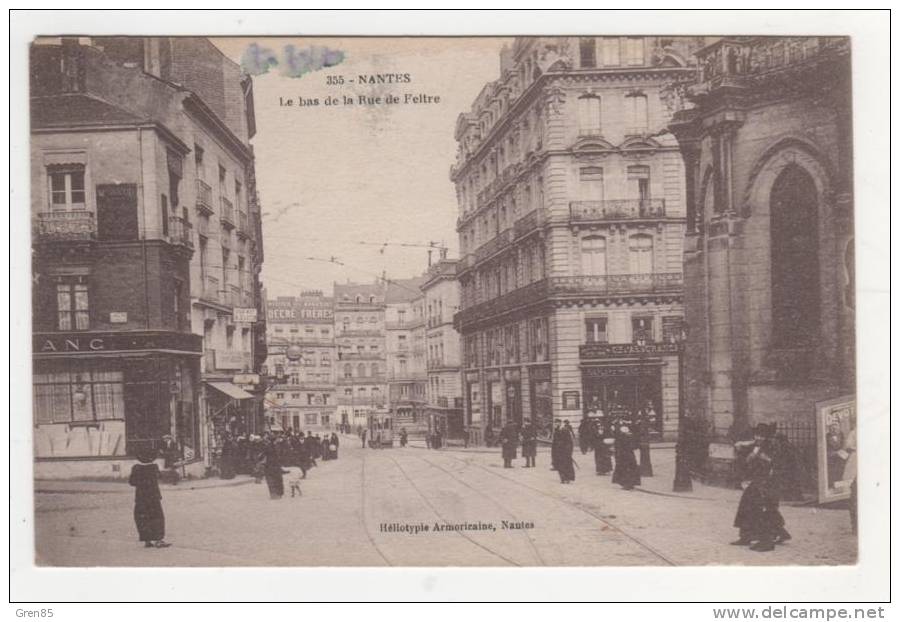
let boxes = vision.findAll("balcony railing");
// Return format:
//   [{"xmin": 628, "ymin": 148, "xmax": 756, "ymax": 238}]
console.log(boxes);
[
  {"xmin": 338, "ymin": 352, "xmax": 383, "ymax": 360},
  {"xmin": 549, "ymin": 273, "xmax": 683, "ymax": 295},
  {"xmin": 569, "ymin": 199, "xmax": 666, "ymax": 221},
  {"xmin": 337, "ymin": 374, "xmax": 386, "ymax": 385},
  {"xmin": 196, "ymin": 179, "xmax": 214, "ymax": 215},
  {"xmin": 34, "ymin": 211, "xmax": 96, "ymax": 242},
  {"xmin": 695, "ymin": 37, "xmax": 848, "ymax": 89},
  {"xmin": 237, "ymin": 210, "xmax": 251, "ymax": 239},
  {"xmin": 456, "ymin": 273, "xmax": 683, "ymax": 328},
  {"xmin": 513, "ymin": 209, "xmax": 542, "ymax": 239},
  {"xmin": 220, "ymin": 197, "xmax": 235, "ymax": 229},
  {"xmin": 473, "ymin": 228, "xmax": 513, "ymax": 263},
  {"xmin": 196, "ymin": 215, "xmax": 210, "ymax": 238},
  {"xmin": 336, "ymin": 329, "xmax": 382, "ymax": 337},
  {"xmin": 167, "ymin": 215, "xmax": 194, "ymax": 249}
]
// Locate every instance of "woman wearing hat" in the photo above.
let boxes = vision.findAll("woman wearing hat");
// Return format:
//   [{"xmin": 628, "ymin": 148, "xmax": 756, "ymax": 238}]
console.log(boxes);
[
  {"xmin": 128, "ymin": 448, "xmax": 170, "ymax": 548},
  {"xmin": 612, "ymin": 420, "xmax": 641, "ymax": 490},
  {"xmin": 731, "ymin": 423, "xmax": 790, "ymax": 551}
]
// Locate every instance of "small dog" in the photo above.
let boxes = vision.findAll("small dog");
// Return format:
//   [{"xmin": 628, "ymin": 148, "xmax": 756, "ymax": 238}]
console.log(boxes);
[{"xmin": 289, "ymin": 473, "xmax": 303, "ymax": 497}]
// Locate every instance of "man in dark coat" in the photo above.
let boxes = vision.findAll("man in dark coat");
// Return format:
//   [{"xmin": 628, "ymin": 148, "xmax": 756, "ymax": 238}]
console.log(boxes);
[
  {"xmin": 554, "ymin": 421, "xmax": 576, "ymax": 483},
  {"xmin": 521, "ymin": 419, "xmax": 538, "ymax": 468},
  {"xmin": 612, "ymin": 421, "xmax": 641, "ymax": 490},
  {"xmin": 577, "ymin": 416, "xmax": 594, "ymax": 455},
  {"xmin": 549, "ymin": 420, "xmax": 563, "ymax": 471},
  {"xmin": 129, "ymin": 449, "xmax": 170, "ymax": 548},
  {"xmin": 592, "ymin": 418, "xmax": 613, "ymax": 475},
  {"xmin": 305, "ymin": 431, "xmax": 318, "ymax": 466},
  {"xmin": 499, "ymin": 422, "xmax": 519, "ymax": 468},
  {"xmin": 219, "ymin": 433, "xmax": 237, "ymax": 479}
]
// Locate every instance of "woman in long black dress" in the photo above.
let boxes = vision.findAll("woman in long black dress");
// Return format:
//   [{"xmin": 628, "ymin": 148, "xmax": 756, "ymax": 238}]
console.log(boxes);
[
  {"xmin": 263, "ymin": 439, "xmax": 285, "ymax": 500},
  {"xmin": 612, "ymin": 423, "xmax": 641, "ymax": 490},
  {"xmin": 330, "ymin": 432, "xmax": 340, "ymax": 460},
  {"xmin": 129, "ymin": 449, "xmax": 170, "ymax": 548}
]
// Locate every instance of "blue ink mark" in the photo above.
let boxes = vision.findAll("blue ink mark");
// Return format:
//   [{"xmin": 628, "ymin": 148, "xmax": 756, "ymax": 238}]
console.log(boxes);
[
  {"xmin": 280, "ymin": 45, "xmax": 345, "ymax": 78},
  {"xmin": 241, "ymin": 43, "xmax": 279, "ymax": 76}
]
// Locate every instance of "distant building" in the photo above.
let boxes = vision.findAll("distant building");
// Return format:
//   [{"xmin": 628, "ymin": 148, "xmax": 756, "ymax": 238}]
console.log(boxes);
[
  {"xmin": 333, "ymin": 281, "xmax": 388, "ymax": 429},
  {"xmin": 30, "ymin": 37, "xmax": 263, "ymax": 478},
  {"xmin": 669, "ymin": 38, "xmax": 854, "ymax": 455},
  {"xmin": 452, "ymin": 37, "xmax": 702, "ymax": 444},
  {"xmin": 385, "ymin": 277, "xmax": 428, "ymax": 427},
  {"xmin": 263, "ymin": 292, "xmax": 336, "ymax": 431},
  {"xmin": 422, "ymin": 259, "xmax": 465, "ymax": 440}
]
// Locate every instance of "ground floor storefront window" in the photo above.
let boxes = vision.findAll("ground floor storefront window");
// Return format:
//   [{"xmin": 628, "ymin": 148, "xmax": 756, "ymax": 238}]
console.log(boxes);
[
  {"xmin": 581, "ymin": 365, "xmax": 663, "ymax": 438},
  {"xmin": 34, "ymin": 355, "xmax": 198, "ymax": 459}
]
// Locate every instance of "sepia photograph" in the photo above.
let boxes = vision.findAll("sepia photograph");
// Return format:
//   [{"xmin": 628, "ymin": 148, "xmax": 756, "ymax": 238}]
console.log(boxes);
[{"xmin": 9, "ymin": 9, "xmax": 892, "ymax": 606}]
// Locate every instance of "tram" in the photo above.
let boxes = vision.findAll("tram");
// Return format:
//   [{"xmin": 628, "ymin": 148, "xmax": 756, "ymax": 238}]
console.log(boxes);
[{"xmin": 367, "ymin": 410, "xmax": 394, "ymax": 448}]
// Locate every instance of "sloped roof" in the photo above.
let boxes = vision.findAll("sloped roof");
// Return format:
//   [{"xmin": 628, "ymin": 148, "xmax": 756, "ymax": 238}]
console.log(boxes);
[
  {"xmin": 31, "ymin": 93, "xmax": 143, "ymax": 129},
  {"xmin": 385, "ymin": 276, "xmax": 426, "ymax": 304}
]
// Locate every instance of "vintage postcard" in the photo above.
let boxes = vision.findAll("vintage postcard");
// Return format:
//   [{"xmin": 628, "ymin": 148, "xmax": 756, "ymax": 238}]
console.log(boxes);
[{"xmin": 12, "ymin": 12, "xmax": 890, "ymax": 604}]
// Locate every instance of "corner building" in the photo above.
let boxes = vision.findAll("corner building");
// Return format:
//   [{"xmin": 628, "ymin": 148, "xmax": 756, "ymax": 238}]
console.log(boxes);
[
  {"xmin": 452, "ymin": 37, "xmax": 704, "ymax": 444},
  {"xmin": 29, "ymin": 37, "xmax": 263, "ymax": 477},
  {"xmin": 669, "ymin": 38, "xmax": 854, "ymax": 451}
]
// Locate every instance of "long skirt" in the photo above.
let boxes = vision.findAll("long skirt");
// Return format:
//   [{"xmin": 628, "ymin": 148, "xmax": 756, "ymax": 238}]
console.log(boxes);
[
  {"xmin": 594, "ymin": 443, "xmax": 612, "ymax": 474},
  {"xmin": 733, "ymin": 481, "xmax": 784, "ymax": 540},
  {"xmin": 612, "ymin": 449, "xmax": 641, "ymax": 488},
  {"xmin": 220, "ymin": 455, "xmax": 236, "ymax": 479},
  {"xmin": 265, "ymin": 472, "xmax": 284, "ymax": 498},
  {"xmin": 134, "ymin": 500, "xmax": 165, "ymax": 542},
  {"xmin": 502, "ymin": 444, "xmax": 517, "ymax": 461},
  {"xmin": 558, "ymin": 455, "xmax": 575, "ymax": 482}
]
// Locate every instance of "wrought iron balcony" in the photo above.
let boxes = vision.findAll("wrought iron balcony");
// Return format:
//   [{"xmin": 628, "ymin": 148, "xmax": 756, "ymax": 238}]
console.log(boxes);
[
  {"xmin": 513, "ymin": 209, "xmax": 543, "ymax": 239},
  {"xmin": 196, "ymin": 179, "xmax": 214, "ymax": 215},
  {"xmin": 455, "ymin": 273, "xmax": 683, "ymax": 329},
  {"xmin": 473, "ymin": 228, "xmax": 513, "ymax": 263},
  {"xmin": 549, "ymin": 272, "xmax": 683, "ymax": 295},
  {"xmin": 569, "ymin": 199, "xmax": 666, "ymax": 221},
  {"xmin": 220, "ymin": 197, "xmax": 235, "ymax": 229},
  {"xmin": 34, "ymin": 211, "xmax": 96, "ymax": 242},
  {"xmin": 167, "ymin": 215, "xmax": 194, "ymax": 249}
]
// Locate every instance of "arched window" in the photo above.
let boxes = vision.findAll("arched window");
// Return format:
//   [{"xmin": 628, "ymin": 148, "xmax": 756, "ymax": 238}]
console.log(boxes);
[
  {"xmin": 628, "ymin": 234, "xmax": 654, "ymax": 275},
  {"xmin": 577, "ymin": 95, "xmax": 602, "ymax": 136},
  {"xmin": 371, "ymin": 363, "xmax": 380, "ymax": 377},
  {"xmin": 581, "ymin": 236, "xmax": 607, "ymax": 276},
  {"xmin": 355, "ymin": 295, "xmax": 361, "ymax": 303},
  {"xmin": 343, "ymin": 363, "xmax": 352, "ymax": 379},
  {"xmin": 770, "ymin": 165, "xmax": 820, "ymax": 347},
  {"xmin": 357, "ymin": 363, "xmax": 366, "ymax": 377}
]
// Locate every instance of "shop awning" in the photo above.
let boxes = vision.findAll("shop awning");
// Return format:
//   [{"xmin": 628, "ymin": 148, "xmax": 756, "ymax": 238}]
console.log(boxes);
[{"xmin": 207, "ymin": 382, "xmax": 254, "ymax": 400}]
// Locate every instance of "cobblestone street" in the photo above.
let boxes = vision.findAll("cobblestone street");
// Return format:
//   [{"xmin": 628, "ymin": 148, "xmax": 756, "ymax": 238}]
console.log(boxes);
[{"xmin": 35, "ymin": 438, "xmax": 856, "ymax": 567}]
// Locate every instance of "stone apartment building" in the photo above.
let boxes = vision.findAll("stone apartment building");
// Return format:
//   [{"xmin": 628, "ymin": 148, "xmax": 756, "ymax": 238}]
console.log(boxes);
[
  {"xmin": 668, "ymin": 37, "xmax": 854, "ymax": 463},
  {"xmin": 333, "ymin": 281, "xmax": 388, "ymax": 429},
  {"xmin": 452, "ymin": 37, "xmax": 704, "ymax": 444},
  {"xmin": 422, "ymin": 259, "xmax": 465, "ymax": 440},
  {"xmin": 263, "ymin": 292, "xmax": 336, "ymax": 432},
  {"xmin": 385, "ymin": 277, "xmax": 428, "ymax": 425},
  {"xmin": 30, "ymin": 37, "xmax": 264, "ymax": 478}
]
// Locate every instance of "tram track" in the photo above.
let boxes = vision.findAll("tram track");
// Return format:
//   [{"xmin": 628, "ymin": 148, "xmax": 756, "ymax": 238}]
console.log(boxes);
[
  {"xmin": 358, "ymin": 450, "xmax": 394, "ymax": 566},
  {"xmin": 383, "ymin": 453, "xmax": 522, "ymax": 567},
  {"xmin": 409, "ymin": 452, "xmax": 548, "ymax": 566},
  {"xmin": 438, "ymin": 451, "xmax": 678, "ymax": 566}
]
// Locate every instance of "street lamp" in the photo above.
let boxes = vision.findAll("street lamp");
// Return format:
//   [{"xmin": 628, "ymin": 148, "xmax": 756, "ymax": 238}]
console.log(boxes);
[{"xmin": 672, "ymin": 322, "xmax": 692, "ymax": 492}]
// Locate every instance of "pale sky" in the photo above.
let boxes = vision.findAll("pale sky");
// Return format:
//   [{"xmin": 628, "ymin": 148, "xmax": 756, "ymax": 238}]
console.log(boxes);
[{"xmin": 213, "ymin": 37, "xmax": 510, "ymax": 297}]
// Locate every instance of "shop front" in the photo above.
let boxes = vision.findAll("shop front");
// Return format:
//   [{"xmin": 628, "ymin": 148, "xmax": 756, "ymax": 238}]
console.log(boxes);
[
  {"xmin": 32, "ymin": 330, "xmax": 202, "ymax": 479},
  {"xmin": 580, "ymin": 342, "xmax": 680, "ymax": 441},
  {"xmin": 464, "ymin": 370, "xmax": 483, "ymax": 445}
]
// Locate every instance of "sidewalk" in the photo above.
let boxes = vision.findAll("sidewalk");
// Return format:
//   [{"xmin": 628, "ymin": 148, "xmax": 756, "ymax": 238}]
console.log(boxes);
[{"xmin": 35, "ymin": 474, "xmax": 256, "ymax": 495}]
